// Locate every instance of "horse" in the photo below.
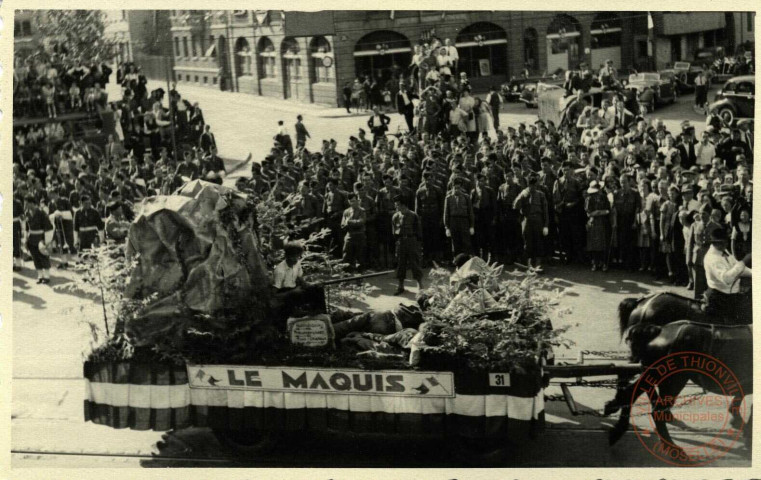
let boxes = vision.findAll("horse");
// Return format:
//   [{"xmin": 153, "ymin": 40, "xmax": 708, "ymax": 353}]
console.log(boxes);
[
  {"xmin": 618, "ymin": 291, "xmax": 752, "ymax": 339},
  {"xmin": 604, "ymin": 319, "xmax": 752, "ymax": 458}
]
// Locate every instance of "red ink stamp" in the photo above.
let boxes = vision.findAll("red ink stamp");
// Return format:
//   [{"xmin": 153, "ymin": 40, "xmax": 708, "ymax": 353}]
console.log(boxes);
[{"xmin": 629, "ymin": 351, "xmax": 749, "ymax": 466}]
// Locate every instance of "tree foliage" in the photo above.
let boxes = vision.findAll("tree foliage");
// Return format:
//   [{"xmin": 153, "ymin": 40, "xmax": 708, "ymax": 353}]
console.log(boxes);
[{"xmin": 37, "ymin": 10, "xmax": 116, "ymax": 60}]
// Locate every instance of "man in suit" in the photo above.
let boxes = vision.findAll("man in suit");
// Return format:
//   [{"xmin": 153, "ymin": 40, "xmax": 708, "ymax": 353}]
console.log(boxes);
[
  {"xmin": 396, "ymin": 81, "xmax": 417, "ymax": 134},
  {"xmin": 367, "ymin": 106, "xmax": 391, "ymax": 147},
  {"xmin": 199, "ymin": 124, "xmax": 216, "ymax": 155},
  {"xmin": 676, "ymin": 126, "xmax": 697, "ymax": 169}
]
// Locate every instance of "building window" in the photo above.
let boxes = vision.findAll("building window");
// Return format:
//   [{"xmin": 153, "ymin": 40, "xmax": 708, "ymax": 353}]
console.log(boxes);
[
  {"xmin": 213, "ymin": 77, "xmax": 218, "ymax": 84},
  {"xmin": 455, "ymin": 22, "xmax": 508, "ymax": 79},
  {"xmin": 121, "ymin": 10, "xmax": 127, "ymax": 20},
  {"xmin": 209, "ymin": 35, "xmax": 216, "ymax": 52},
  {"xmin": 310, "ymin": 36, "xmax": 333, "ymax": 83},
  {"xmin": 182, "ymin": 37, "xmax": 189, "ymax": 57},
  {"xmin": 195, "ymin": 75, "xmax": 199, "ymax": 82},
  {"xmin": 203, "ymin": 76, "xmax": 208, "ymax": 84},
  {"xmin": 235, "ymin": 37, "xmax": 252, "ymax": 76},
  {"xmin": 591, "ymin": 13, "xmax": 622, "ymax": 50},
  {"xmin": 174, "ymin": 38, "xmax": 180, "ymax": 57},
  {"xmin": 258, "ymin": 37, "xmax": 277, "ymax": 79},
  {"xmin": 748, "ymin": 13, "xmax": 754, "ymax": 32},
  {"xmin": 191, "ymin": 36, "xmax": 198, "ymax": 57},
  {"xmin": 21, "ymin": 20, "xmax": 32, "ymax": 36}
]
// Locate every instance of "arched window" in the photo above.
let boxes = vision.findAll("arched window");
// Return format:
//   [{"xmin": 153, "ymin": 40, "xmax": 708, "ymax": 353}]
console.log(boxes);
[
  {"xmin": 354, "ymin": 30, "xmax": 411, "ymax": 83},
  {"xmin": 310, "ymin": 36, "xmax": 333, "ymax": 83},
  {"xmin": 174, "ymin": 37, "xmax": 180, "ymax": 57},
  {"xmin": 182, "ymin": 37, "xmax": 189, "ymax": 57},
  {"xmin": 235, "ymin": 37, "xmax": 252, "ymax": 76},
  {"xmin": 523, "ymin": 28, "xmax": 538, "ymax": 71},
  {"xmin": 282, "ymin": 37, "xmax": 301, "ymax": 80},
  {"xmin": 455, "ymin": 22, "xmax": 508, "ymax": 79},
  {"xmin": 191, "ymin": 35, "xmax": 198, "ymax": 57},
  {"xmin": 258, "ymin": 37, "xmax": 276, "ymax": 79}
]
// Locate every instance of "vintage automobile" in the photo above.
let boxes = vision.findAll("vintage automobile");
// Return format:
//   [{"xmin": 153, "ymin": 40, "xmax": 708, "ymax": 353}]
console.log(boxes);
[
  {"xmin": 501, "ymin": 76, "xmax": 559, "ymax": 102},
  {"xmin": 708, "ymin": 75, "xmax": 755, "ymax": 125},
  {"xmin": 625, "ymin": 73, "xmax": 676, "ymax": 112},
  {"xmin": 669, "ymin": 61, "xmax": 704, "ymax": 91}
]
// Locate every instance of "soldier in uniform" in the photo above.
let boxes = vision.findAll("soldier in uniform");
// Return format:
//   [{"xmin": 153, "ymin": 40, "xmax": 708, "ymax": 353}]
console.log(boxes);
[
  {"xmin": 471, "ymin": 173, "xmax": 496, "ymax": 260},
  {"xmin": 354, "ymin": 182, "xmax": 378, "ymax": 269},
  {"xmin": 496, "ymin": 169, "xmax": 522, "ymax": 265},
  {"xmin": 415, "ymin": 171, "xmax": 442, "ymax": 265},
  {"xmin": 443, "ymin": 177, "xmax": 474, "ymax": 259},
  {"xmin": 322, "ymin": 179, "xmax": 347, "ymax": 255},
  {"xmin": 554, "ymin": 161, "xmax": 586, "ymax": 264},
  {"xmin": 74, "ymin": 195, "xmax": 105, "ymax": 252},
  {"xmin": 391, "ymin": 195, "xmax": 424, "ymax": 295},
  {"xmin": 514, "ymin": 174, "xmax": 549, "ymax": 272},
  {"xmin": 375, "ymin": 175, "xmax": 399, "ymax": 268},
  {"xmin": 47, "ymin": 187, "xmax": 76, "ymax": 269},
  {"xmin": 24, "ymin": 195, "xmax": 55, "ymax": 284},
  {"xmin": 341, "ymin": 193, "xmax": 367, "ymax": 271},
  {"xmin": 13, "ymin": 195, "xmax": 25, "ymax": 271}
]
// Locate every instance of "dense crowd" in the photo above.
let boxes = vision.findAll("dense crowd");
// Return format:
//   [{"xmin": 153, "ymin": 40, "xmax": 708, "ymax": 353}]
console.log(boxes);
[
  {"xmin": 12, "ymin": 43, "xmax": 754, "ymax": 304},
  {"xmin": 12, "ymin": 55, "xmax": 224, "ymax": 283}
]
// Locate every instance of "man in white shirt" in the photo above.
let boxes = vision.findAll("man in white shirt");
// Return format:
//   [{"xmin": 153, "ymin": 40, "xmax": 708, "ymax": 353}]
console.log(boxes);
[
  {"xmin": 271, "ymin": 242, "xmax": 326, "ymax": 320},
  {"xmin": 695, "ymin": 131, "xmax": 716, "ymax": 168},
  {"xmin": 443, "ymin": 38, "xmax": 458, "ymax": 73},
  {"xmin": 702, "ymin": 227, "xmax": 752, "ymax": 324}
]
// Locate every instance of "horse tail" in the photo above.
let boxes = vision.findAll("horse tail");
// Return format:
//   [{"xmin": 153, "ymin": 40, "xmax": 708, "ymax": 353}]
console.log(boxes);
[{"xmin": 619, "ymin": 297, "xmax": 643, "ymax": 338}]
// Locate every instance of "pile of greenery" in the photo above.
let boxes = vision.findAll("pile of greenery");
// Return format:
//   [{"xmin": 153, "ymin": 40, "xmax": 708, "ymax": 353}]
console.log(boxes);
[{"xmin": 415, "ymin": 261, "xmax": 574, "ymax": 375}]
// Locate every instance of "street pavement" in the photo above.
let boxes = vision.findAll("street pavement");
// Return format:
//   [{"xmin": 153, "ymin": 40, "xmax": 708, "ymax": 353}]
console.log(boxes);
[{"xmin": 12, "ymin": 81, "xmax": 750, "ymax": 467}]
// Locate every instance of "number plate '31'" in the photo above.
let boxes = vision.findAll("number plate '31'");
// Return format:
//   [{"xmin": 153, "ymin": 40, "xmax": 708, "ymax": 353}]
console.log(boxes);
[{"xmin": 488, "ymin": 373, "xmax": 511, "ymax": 387}]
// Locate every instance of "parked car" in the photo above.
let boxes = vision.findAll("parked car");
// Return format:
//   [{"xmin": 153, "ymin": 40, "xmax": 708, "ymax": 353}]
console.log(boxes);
[
  {"xmin": 501, "ymin": 76, "xmax": 558, "ymax": 102},
  {"xmin": 625, "ymin": 73, "xmax": 676, "ymax": 112},
  {"xmin": 708, "ymin": 75, "xmax": 755, "ymax": 125},
  {"xmin": 670, "ymin": 61, "xmax": 704, "ymax": 90}
]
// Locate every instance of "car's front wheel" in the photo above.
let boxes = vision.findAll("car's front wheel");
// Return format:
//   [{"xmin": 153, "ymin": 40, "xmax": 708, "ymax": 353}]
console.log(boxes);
[{"xmin": 718, "ymin": 107, "xmax": 735, "ymax": 125}]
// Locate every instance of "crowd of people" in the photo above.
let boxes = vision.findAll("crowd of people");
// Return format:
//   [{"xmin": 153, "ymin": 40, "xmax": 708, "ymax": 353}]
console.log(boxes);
[
  {"xmin": 12, "ymin": 41, "xmax": 754, "ymax": 314},
  {"xmin": 12, "ymin": 51, "xmax": 226, "ymax": 284}
]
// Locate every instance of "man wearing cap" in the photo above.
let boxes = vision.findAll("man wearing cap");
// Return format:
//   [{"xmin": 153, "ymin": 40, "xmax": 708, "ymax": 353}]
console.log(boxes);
[
  {"xmin": 74, "ymin": 195, "xmax": 105, "ymax": 252},
  {"xmin": 514, "ymin": 174, "xmax": 549, "ymax": 272},
  {"xmin": 496, "ymin": 169, "xmax": 523, "ymax": 264},
  {"xmin": 24, "ymin": 195, "xmax": 55, "ymax": 284},
  {"xmin": 554, "ymin": 161, "xmax": 585, "ymax": 264},
  {"xmin": 323, "ymin": 179, "xmax": 347, "ymax": 254},
  {"xmin": 676, "ymin": 128, "xmax": 697, "ymax": 169},
  {"xmin": 47, "ymin": 187, "xmax": 76, "ymax": 269},
  {"xmin": 415, "ymin": 171, "xmax": 442, "ymax": 264},
  {"xmin": 471, "ymin": 173, "xmax": 496, "ymax": 260},
  {"xmin": 376, "ymin": 175, "xmax": 400, "ymax": 268},
  {"xmin": 341, "ymin": 193, "xmax": 367, "ymax": 271},
  {"xmin": 702, "ymin": 227, "xmax": 752, "ymax": 324},
  {"xmin": 391, "ymin": 195, "xmax": 424, "ymax": 295},
  {"xmin": 444, "ymin": 177, "xmax": 474, "ymax": 258}
]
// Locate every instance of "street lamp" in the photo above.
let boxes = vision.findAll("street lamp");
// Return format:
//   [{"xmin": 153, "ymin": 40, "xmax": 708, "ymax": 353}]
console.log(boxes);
[
  {"xmin": 376, "ymin": 43, "xmax": 389, "ymax": 55},
  {"xmin": 474, "ymin": 34, "xmax": 486, "ymax": 47}
]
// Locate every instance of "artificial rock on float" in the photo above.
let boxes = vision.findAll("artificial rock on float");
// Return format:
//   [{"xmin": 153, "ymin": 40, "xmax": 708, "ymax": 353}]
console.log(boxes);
[{"xmin": 123, "ymin": 180, "xmax": 270, "ymax": 345}]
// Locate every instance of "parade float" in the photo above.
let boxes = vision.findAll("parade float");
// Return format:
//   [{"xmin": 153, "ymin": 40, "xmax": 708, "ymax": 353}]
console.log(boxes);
[{"xmin": 77, "ymin": 180, "xmax": 571, "ymax": 461}]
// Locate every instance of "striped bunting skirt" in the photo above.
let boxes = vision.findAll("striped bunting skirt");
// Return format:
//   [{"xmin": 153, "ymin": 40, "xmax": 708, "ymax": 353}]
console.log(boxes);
[{"xmin": 83, "ymin": 362, "xmax": 545, "ymax": 438}]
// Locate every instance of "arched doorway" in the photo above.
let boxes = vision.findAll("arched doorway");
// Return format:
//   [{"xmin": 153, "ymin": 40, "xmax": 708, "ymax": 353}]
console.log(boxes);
[
  {"xmin": 354, "ymin": 31, "xmax": 411, "ymax": 84},
  {"xmin": 309, "ymin": 36, "xmax": 333, "ymax": 84},
  {"xmin": 455, "ymin": 22, "xmax": 508, "ymax": 89},
  {"xmin": 546, "ymin": 14, "xmax": 582, "ymax": 74},
  {"xmin": 523, "ymin": 28, "xmax": 539, "ymax": 74},
  {"xmin": 282, "ymin": 37, "xmax": 303, "ymax": 100},
  {"xmin": 590, "ymin": 13, "xmax": 622, "ymax": 70},
  {"xmin": 234, "ymin": 37, "xmax": 252, "ymax": 79},
  {"xmin": 218, "ymin": 36, "xmax": 232, "ymax": 91}
]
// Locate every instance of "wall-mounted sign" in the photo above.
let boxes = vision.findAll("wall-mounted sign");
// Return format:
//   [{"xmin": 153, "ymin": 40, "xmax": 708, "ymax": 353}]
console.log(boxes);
[
  {"xmin": 584, "ymin": 47, "xmax": 591, "ymax": 54},
  {"xmin": 322, "ymin": 56, "xmax": 334, "ymax": 67},
  {"xmin": 479, "ymin": 59, "xmax": 491, "ymax": 77}
]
